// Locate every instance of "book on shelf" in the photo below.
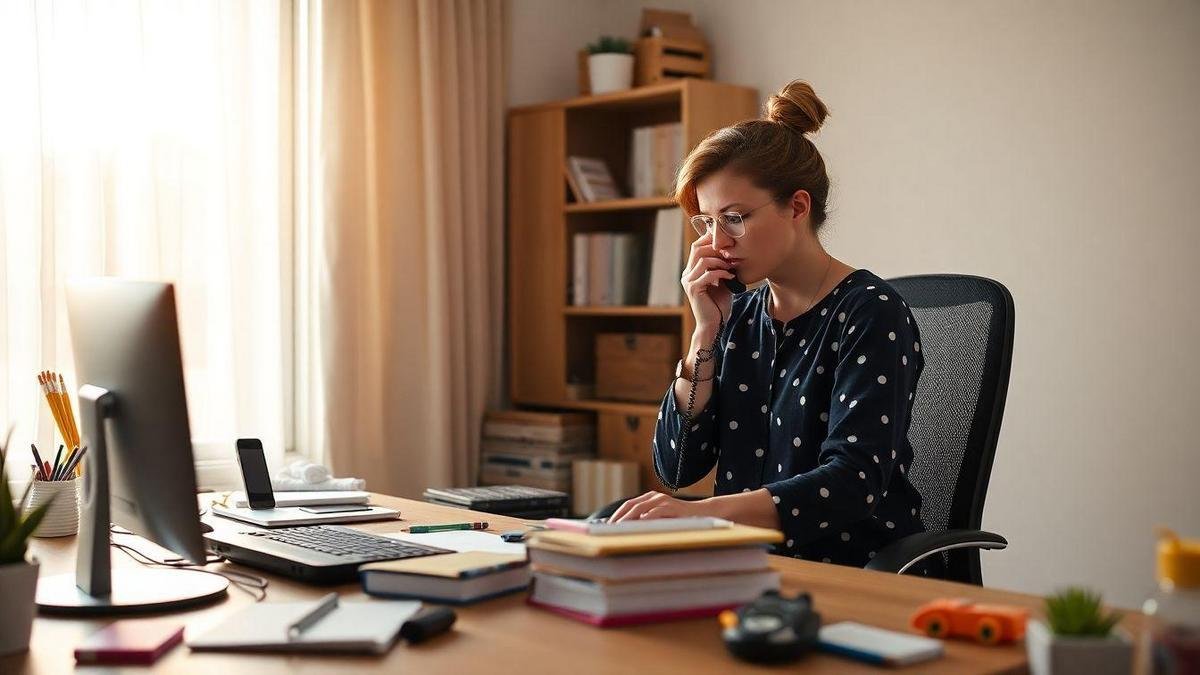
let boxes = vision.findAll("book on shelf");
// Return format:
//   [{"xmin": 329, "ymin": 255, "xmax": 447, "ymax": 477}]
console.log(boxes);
[
  {"xmin": 646, "ymin": 208, "xmax": 684, "ymax": 306},
  {"xmin": 629, "ymin": 122, "xmax": 683, "ymax": 199},
  {"xmin": 569, "ymin": 232, "xmax": 649, "ymax": 307},
  {"xmin": 566, "ymin": 156, "xmax": 622, "ymax": 202}
]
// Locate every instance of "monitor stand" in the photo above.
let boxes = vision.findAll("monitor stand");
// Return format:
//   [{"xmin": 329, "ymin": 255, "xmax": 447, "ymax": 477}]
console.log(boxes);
[{"xmin": 35, "ymin": 385, "xmax": 228, "ymax": 615}]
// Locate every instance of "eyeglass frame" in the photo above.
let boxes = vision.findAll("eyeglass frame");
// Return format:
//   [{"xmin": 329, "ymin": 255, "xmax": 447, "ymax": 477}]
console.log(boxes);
[{"xmin": 689, "ymin": 199, "xmax": 777, "ymax": 239}]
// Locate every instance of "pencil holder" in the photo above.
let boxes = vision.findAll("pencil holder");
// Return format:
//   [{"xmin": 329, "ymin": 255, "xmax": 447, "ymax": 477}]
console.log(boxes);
[{"xmin": 26, "ymin": 477, "xmax": 81, "ymax": 538}]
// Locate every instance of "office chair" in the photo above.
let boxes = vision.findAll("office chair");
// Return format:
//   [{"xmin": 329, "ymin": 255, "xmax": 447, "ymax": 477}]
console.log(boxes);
[{"xmin": 589, "ymin": 274, "xmax": 1015, "ymax": 586}]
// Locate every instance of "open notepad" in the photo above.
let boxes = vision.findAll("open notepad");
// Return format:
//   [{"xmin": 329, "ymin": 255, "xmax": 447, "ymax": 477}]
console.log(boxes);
[{"xmin": 188, "ymin": 598, "xmax": 421, "ymax": 654}]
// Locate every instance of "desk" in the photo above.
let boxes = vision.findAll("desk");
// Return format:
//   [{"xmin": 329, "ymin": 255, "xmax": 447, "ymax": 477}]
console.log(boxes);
[{"xmin": 8, "ymin": 492, "xmax": 1145, "ymax": 674}]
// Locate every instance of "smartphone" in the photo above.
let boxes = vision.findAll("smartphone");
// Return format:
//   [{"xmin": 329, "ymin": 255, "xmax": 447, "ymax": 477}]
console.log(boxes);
[
  {"xmin": 298, "ymin": 504, "xmax": 372, "ymax": 514},
  {"xmin": 724, "ymin": 276, "xmax": 748, "ymax": 294},
  {"xmin": 235, "ymin": 438, "xmax": 275, "ymax": 510}
]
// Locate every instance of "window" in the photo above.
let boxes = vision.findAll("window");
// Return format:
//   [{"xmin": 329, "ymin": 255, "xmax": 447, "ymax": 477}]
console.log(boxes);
[{"xmin": 0, "ymin": 1, "xmax": 293, "ymax": 477}]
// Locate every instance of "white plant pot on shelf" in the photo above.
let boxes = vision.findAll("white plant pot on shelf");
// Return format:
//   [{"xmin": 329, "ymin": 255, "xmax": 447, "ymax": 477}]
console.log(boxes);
[
  {"xmin": 0, "ymin": 559, "xmax": 39, "ymax": 656},
  {"xmin": 1026, "ymin": 619, "xmax": 1134, "ymax": 675},
  {"xmin": 588, "ymin": 53, "xmax": 634, "ymax": 94}
]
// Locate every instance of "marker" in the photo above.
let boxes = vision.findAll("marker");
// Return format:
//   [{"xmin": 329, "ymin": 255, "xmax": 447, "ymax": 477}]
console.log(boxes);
[{"xmin": 408, "ymin": 522, "xmax": 488, "ymax": 534}]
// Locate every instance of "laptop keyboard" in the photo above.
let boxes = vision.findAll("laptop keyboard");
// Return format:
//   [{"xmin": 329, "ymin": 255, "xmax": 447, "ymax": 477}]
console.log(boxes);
[{"xmin": 245, "ymin": 525, "xmax": 450, "ymax": 561}]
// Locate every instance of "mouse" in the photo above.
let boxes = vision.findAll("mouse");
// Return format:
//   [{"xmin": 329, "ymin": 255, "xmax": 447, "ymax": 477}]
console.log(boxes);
[{"xmin": 199, "ymin": 521, "xmax": 213, "ymax": 533}]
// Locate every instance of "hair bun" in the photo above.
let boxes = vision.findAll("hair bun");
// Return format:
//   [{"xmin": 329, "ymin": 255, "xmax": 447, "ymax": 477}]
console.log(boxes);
[{"xmin": 765, "ymin": 80, "xmax": 829, "ymax": 136}]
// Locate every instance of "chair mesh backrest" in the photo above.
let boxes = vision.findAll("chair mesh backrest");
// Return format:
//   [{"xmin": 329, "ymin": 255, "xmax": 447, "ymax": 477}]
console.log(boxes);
[{"xmin": 888, "ymin": 275, "xmax": 1014, "ymax": 580}]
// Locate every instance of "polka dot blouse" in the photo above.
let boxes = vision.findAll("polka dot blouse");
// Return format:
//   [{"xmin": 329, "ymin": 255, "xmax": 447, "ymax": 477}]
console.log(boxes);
[{"xmin": 653, "ymin": 269, "xmax": 927, "ymax": 567}]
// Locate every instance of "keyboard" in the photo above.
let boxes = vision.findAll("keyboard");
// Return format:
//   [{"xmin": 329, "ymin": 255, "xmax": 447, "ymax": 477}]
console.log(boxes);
[{"xmin": 244, "ymin": 525, "xmax": 449, "ymax": 561}]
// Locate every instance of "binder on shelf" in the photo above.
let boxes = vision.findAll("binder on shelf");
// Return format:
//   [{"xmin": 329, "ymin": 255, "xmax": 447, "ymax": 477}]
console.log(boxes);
[{"xmin": 647, "ymin": 208, "xmax": 685, "ymax": 306}]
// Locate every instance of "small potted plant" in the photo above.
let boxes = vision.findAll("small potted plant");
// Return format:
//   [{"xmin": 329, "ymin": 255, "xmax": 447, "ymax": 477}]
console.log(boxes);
[
  {"xmin": 0, "ymin": 428, "xmax": 54, "ymax": 655},
  {"xmin": 586, "ymin": 36, "xmax": 634, "ymax": 94},
  {"xmin": 1026, "ymin": 586, "xmax": 1132, "ymax": 675}
]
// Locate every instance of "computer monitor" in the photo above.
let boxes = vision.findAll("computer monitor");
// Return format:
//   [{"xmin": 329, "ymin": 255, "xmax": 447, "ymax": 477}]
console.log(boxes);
[{"xmin": 35, "ymin": 279, "xmax": 228, "ymax": 614}]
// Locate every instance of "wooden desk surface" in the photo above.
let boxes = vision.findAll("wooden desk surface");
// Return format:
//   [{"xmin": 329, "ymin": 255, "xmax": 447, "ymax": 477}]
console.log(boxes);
[{"xmin": 7, "ymin": 493, "xmax": 1145, "ymax": 674}]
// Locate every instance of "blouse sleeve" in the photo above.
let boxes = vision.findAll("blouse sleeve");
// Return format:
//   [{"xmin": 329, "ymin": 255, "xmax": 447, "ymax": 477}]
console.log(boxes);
[
  {"xmin": 762, "ymin": 292, "xmax": 921, "ymax": 550},
  {"xmin": 652, "ymin": 343, "xmax": 725, "ymax": 490}
]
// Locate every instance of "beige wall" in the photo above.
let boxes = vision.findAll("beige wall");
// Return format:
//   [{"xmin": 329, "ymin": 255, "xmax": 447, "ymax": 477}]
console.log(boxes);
[{"xmin": 508, "ymin": 0, "xmax": 1200, "ymax": 608}]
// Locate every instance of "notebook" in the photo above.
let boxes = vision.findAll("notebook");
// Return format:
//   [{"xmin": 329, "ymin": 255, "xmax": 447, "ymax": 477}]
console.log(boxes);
[
  {"xmin": 188, "ymin": 598, "xmax": 420, "ymax": 654},
  {"xmin": 528, "ymin": 545, "xmax": 769, "ymax": 581},
  {"xmin": 75, "ymin": 619, "xmax": 184, "ymax": 665},
  {"xmin": 545, "ymin": 516, "xmax": 732, "ymax": 536},
  {"xmin": 211, "ymin": 503, "xmax": 399, "ymax": 528},
  {"xmin": 526, "ymin": 523, "xmax": 783, "ymax": 557},
  {"xmin": 361, "ymin": 551, "xmax": 531, "ymax": 604},
  {"xmin": 230, "ymin": 490, "xmax": 370, "ymax": 508}
]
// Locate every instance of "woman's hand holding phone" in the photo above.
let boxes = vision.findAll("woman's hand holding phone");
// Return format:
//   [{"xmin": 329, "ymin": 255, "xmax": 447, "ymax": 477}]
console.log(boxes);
[{"xmin": 682, "ymin": 231, "xmax": 736, "ymax": 338}]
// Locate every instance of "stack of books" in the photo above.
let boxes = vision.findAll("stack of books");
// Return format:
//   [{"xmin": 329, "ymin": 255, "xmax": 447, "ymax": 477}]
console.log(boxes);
[
  {"xmin": 525, "ymin": 518, "xmax": 782, "ymax": 626},
  {"xmin": 422, "ymin": 485, "xmax": 571, "ymax": 520},
  {"xmin": 479, "ymin": 410, "xmax": 595, "ymax": 493}
]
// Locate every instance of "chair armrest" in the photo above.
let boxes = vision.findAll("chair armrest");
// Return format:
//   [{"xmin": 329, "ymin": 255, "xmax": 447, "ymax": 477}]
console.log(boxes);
[{"xmin": 865, "ymin": 529, "xmax": 1008, "ymax": 575}]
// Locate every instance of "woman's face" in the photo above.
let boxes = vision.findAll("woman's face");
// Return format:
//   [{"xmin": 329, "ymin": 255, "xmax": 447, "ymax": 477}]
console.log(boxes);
[{"xmin": 693, "ymin": 169, "xmax": 810, "ymax": 286}]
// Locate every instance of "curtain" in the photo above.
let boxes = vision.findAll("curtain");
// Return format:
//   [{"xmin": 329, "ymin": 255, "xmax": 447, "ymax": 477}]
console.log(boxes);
[
  {"xmin": 295, "ymin": 0, "xmax": 507, "ymax": 497},
  {"xmin": 0, "ymin": 1, "xmax": 291, "ymax": 468}
]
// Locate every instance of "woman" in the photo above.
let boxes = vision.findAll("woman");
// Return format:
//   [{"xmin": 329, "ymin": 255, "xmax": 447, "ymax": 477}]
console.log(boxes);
[{"xmin": 609, "ymin": 80, "xmax": 929, "ymax": 570}]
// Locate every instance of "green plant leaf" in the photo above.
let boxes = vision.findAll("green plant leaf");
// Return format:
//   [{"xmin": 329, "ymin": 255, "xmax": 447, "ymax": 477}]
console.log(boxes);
[
  {"xmin": 0, "ymin": 495, "xmax": 54, "ymax": 565},
  {"xmin": 587, "ymin": 35, "xmax": 631, "ymax": 54},
  {"xmin": 1045, "ymin": 586, "xmax": 1121, "ymax": 637}
]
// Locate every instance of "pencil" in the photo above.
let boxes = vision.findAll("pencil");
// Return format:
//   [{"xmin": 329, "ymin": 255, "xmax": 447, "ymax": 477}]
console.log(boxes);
[
  {"xmin": 58, "ymin": 373, "xmax": 80, "ymax": 449},
  {"xmin": 38, "ymin": 373, "xmax": 69, "ymax": 449},
  {"xmin": 48, "ymin": 372, "xmax": 75, "ymax": 448}
]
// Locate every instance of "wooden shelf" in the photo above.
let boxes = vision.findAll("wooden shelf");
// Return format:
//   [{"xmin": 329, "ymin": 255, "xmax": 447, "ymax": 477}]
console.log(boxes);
[
  {"xmin": 522, "ymin": 398, "xmax": 661, "ymax": 417},
  {"xmin": 564, "ymin": 196, "xmax": 675, "ymax": 213},
  {"xmin": 564, "ymin": 305, "xmax": 685, "ymax": 317},
  {"xmin": 508, "ymin": 79, "xmax": 759, "ymax": 499},
  {"xmin": 510, "ymin": 80, "xmax": 688, "ymax": 115}
]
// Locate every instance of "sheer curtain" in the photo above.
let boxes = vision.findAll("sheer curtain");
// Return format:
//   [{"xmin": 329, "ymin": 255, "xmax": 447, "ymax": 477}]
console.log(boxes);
[
  {"xmin": 295, "ymin": 0, "xmax": 506, "ymax": 496},
  {"xmin": 0, "ymin": 2, "xmax": 291, "ymax": 471}
]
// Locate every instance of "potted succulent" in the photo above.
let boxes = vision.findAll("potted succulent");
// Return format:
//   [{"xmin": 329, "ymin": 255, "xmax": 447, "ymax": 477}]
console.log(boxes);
[
  {"xmin": 586, "ymin": 36, "xmax": 634, "ymax": 94},
  {"xmin": 1026, "ymin": 587, "xmax": 1132, "ymax": 675},
  {"xmin": 0, "ymin": 428, "xmax": 54, "ymax": 655}
]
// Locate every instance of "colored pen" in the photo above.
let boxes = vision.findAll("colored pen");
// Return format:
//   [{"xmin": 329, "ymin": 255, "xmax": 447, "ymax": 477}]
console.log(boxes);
[
  {"xmin": 50, "ymin": 445, "xmax": 63, "ymax": 480},
  {"xmin": 55, "ymin": 446, "xmax": 77, "ymax": 481},
  {"xmin": 408, "ymin": 522, "xmax": 488, "ymax": 534},
  {"xmin": 30, "ymin": 444, "xmax": 47, "ymax": 480},
  {"xmin": 61, "ymin": 447, "xmax": 87, "ymax": 478}
]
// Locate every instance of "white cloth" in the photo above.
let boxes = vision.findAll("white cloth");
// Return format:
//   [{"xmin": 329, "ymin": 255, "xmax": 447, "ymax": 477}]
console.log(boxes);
[
  {"xmin": 280, "ymin": 460, "xmax": 331, "ymax": 484},
  {"xmin": 271, "ymin": 476, "xmax": 366, "ymax": 492},
  {"xmin": 271, "ymin": 461, "xmax": 362, "ymax": 491}
]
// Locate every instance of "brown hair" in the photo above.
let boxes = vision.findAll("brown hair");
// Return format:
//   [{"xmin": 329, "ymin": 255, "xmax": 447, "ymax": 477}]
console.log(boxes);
[{"xmin": 673, "ymin": 79, "xmax": 832, "ymax": 229}]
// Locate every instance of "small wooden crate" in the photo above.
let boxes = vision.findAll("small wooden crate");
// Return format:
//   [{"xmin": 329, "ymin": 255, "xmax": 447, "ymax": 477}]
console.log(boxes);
[
  {"xmin": 634, "ymin": 35, "xmax": 710, "ymax": 87},
  {"xmin": 595, "ymin": 333, "xmax": 676, "ymax": 402}
]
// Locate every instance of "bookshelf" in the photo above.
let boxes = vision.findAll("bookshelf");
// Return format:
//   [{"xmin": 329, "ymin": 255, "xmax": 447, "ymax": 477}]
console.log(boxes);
[{"xmin": 507, "ymin": 79, "xmax": 758, "ymax": 495}]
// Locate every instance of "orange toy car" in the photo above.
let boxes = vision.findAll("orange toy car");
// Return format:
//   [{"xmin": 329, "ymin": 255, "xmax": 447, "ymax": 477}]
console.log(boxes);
[{"xmin": 910, "ymin": 598, "xmax": 1029, "ymax": 645}]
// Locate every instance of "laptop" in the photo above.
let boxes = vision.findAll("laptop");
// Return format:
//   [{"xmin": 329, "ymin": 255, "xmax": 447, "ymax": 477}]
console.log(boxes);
[{"xmin": 204, "ymin": 525, "xmax": 454, "ymax": 584}]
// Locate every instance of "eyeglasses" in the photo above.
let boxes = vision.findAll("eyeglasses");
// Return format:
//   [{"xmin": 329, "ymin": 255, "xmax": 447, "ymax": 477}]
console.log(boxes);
[{"xmin": 689, "ymin": 200, "xmax": 774, "ymax": 239}]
